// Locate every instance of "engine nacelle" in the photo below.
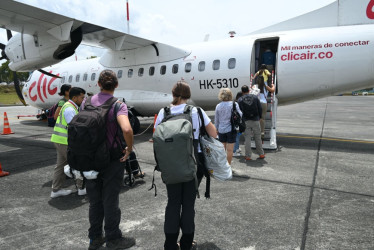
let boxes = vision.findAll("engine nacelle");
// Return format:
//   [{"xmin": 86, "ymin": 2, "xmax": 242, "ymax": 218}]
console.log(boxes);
[{"xmin": 5, "ymin": 27, "xmax": 82, "ymax": 72}]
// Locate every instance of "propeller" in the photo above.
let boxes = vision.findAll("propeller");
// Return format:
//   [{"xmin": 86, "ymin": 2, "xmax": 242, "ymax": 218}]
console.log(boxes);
[
  {"xmin": 1, "ymin": 29, "xmax": 61, "ymax": 106},
  {"xmin": 0, "ymin": 29, "xmax": 26, "ymax": 105}
]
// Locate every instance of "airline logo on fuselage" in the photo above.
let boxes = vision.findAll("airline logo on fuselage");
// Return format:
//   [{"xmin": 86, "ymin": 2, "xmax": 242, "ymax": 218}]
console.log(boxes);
[
  {"xmin": 28, "ymin": 72, "xmax": 60, "ymax": 103},
  {"xmin": 367, "ymin": 0, "xmax": 374, "ymax": 19}
]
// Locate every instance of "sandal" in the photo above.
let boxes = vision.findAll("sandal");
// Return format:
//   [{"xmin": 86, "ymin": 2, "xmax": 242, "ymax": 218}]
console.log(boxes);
[{"xmin": 134, "ymin": 171, "xmax": 145, "ymax": 179}]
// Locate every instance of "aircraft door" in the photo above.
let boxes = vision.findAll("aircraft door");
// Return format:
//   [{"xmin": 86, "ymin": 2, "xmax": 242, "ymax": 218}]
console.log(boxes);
[{"xmin": 251, "ymin": 38, "xmax": 279, "ymax": 93}]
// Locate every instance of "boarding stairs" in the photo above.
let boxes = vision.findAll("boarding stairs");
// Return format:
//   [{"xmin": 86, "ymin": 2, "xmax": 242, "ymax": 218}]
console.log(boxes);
[{"xmin": 251, "ymin": 70, "xmax": 278, "ymax": 150}]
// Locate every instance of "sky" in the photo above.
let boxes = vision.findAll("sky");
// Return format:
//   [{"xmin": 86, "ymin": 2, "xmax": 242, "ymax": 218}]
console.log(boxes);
[{"xmin": 0, "ymin": 0, "xmax": 336, "ymax": 62}]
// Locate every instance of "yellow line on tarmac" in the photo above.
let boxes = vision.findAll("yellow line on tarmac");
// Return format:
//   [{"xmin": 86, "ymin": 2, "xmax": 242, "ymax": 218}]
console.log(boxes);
[{"xmin": 278, "ymin": 134, "xmax": 374, "ymax": 144}]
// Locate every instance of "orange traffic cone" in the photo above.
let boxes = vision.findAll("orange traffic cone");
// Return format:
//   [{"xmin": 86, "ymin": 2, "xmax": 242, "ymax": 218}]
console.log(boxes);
[
  {"xmin": 1, "ymin": 112, "xmax": 14, "ymax": 135},
  {"xmin": 149, "ymin": 114, "xmax": 158, "ymax": 142},
  {"xmin": 0, "ymin": 162, "xmax": 9, "ymax": 177}
]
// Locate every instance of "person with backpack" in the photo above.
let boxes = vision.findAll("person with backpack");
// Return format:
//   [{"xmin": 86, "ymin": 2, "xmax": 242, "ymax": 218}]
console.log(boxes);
[
  {"xmin": 233, "ymin": 91, "xmax": 243, "ymax": 156},
  {"xmin": 237, "ymin": 85, "xmax": 265, "ymax": 161},
  {"xmin": 54, "ymin": 84, "xmax": 72, "ymax": 121},
  {"xmin": 78, "ymin": 70, "xmax": 135, "ymax": 250},
  {"xmin": 214, "ymin": 88, "xmax": 242, "ymax": 165},
  {"xmin": 251, "ymin": 64, "xmax": 275, "ymax": 136},
  {"xmin": 50, "ymin": 87, "xmax": 86, "ymax": 198},
  {"xmin": 153, "ymin": 81, "xmax": 217, "ymax": 250}
]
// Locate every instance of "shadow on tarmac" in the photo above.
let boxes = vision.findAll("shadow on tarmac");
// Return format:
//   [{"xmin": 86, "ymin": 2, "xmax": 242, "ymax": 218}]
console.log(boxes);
[
  {"xmin": 277, "ymin": 133, "xmax": 374, "ymax": 154},
  {"xmin": 48, "ymin": 193, "xmax": 89, "ymax": 210},
  {"xmin": 197, "ymin": 242, "xmax": 222, "ymax": 250}
]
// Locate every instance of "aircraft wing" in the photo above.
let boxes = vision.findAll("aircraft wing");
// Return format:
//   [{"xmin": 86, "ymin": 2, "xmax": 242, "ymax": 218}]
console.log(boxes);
[
  {"xmin": 250, "ymin": 0, "xmax": 374, "ymax": 34},
  {"xmin": 0, "ymin": 0, "xmax": 186, "ymax": 52}
]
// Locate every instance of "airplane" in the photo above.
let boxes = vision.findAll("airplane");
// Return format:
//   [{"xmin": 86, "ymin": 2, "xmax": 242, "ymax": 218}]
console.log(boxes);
[{"xmin": 0, "ymin": 0, "xmax": 373, "ymax": 149}]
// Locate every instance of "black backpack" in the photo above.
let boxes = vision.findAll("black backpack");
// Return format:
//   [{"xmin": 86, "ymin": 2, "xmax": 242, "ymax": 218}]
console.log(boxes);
[
  {"xmin": 239, "ymin": 94, "xmax": 259, "ymax": 120},
  {"xmin": 67, "ymin": 96, "xmax": 117, "ymax": 172},
  {"xmin": 230, "ymin": 101, "xmax": 246, "ymax": 133}
]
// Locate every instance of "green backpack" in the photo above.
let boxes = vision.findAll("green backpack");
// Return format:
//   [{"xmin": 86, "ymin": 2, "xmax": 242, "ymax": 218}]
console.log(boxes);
[{"xmin": 151, "ymin": 105, "xmax": 197, "ymax": 192}]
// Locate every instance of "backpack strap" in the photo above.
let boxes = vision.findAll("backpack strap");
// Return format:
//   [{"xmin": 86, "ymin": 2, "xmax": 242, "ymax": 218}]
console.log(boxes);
[
  {"xmin": 183, "ymin": 104, "xmax": 193, "ymax": 114},
  {"xmin": 196, "ymin": 107, "xmax": 211, "ymax": 199},
  {"xmin": 164, "ymin": 106, "xmax": 171, "ymax": 116},
  {"xmin": 197, "ymin": 107, "xmax": 207, "ymax": 136}
]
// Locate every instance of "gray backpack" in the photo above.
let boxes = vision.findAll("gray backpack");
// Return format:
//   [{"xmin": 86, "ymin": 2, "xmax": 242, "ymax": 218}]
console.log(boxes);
[{"xmin": 151, "ymin": 105, "xmax": 197, "ymax": 190}]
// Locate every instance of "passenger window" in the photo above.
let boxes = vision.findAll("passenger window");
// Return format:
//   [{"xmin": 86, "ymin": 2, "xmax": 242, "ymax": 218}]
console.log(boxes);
[
  {"xmin": 68, "ymin": 75, "xmax": 73, "ymax": 83},
  {"xmin": 91, "ymin": 73, "xmax": 96, "ymax": 81},
  {"xmin": 128, "ymin": 69, "xmax": 133, "ymax": 78},
  {"xmin": 118, "ymin": 70, "xmax": 123, "ymax": 78},
  {"xmin": 198, "ymin": 61, "xmax": 205, "ymax": 72},
  {"xmin": 149, "ymin": 66, "xmax": 155, "ymax": 76},
  {"xmin": 185, "ymin": 63, "xmax": 192, "ymax": 73},
  {"xmin": 61, "ymin": 76, "xmax": 65, "ymax": 84},
  {"xmin": 213, "ymin": 60, "xmax": 220, "ymax": 70},
  {"xmin": 172, "ymin": 64, "xmax": 178, "ymax": 74},
  {"xmin": 228, "ymin": 58, "xmax": 236, "ymax": 69},
  {"xmin": 160, "ymin": 65, "xmax": 166, "ymax": 75},
  {"xmin": 76, "ymin": 74, "xmax": 80, "ymax": 82},
  {"xmin": 138, "ymin": 68, "xmax": 144, "ymax": 77},
  {"xmin": 83, "ymin": 73, "xmax": 88, "ymax": 81}
]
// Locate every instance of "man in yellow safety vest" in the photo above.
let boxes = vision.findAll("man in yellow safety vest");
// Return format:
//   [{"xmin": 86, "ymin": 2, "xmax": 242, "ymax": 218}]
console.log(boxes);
[{"xmin": 50, "ymin": 87, "xmax": 86, "ymax": 198}]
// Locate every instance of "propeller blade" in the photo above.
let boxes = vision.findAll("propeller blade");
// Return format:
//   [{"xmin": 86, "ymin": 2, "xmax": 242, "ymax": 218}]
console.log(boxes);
[
  {"xmin": 38, "ymin": 69, "xmax": 61, "ymax": 78},
  {"xmin": 6, "ymin": 29, "xmax": 12, "ymax": 41},
  {"xmin": 13, "ymin": 71, "xmax": 27, "ymax": 106},
  {"xmin": 0, "ymin": 43, "xmax": 5, "ymax": 50}
]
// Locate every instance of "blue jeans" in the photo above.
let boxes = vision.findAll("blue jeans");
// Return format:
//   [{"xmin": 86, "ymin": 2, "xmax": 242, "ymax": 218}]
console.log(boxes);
[{"xmin": 234, "ymin": 132, "xmax": 242, "ymax": 152}]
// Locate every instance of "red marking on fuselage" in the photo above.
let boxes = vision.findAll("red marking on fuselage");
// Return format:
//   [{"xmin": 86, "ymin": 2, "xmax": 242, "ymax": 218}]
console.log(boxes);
[
  {"xmin": 27, "ymin": 71, "xmax": 59, "ymax": 103},
  {"xmin": 37, "ymin": 73, "xmax": 45, "ymax": 103},
  {"xmin": 29, "ymin": 81, "xmax": 37, "ymax": 102},
  {"xmin": 42, "ymin": 78, "xmax": 47, "ymax": 99},
  {"xmin": 367, "ymin": 0, "xmax": 374, "ymax": 19},
  {"xmin": 48, "ymin": 72, "xmax": 59, "ymax": 96}
]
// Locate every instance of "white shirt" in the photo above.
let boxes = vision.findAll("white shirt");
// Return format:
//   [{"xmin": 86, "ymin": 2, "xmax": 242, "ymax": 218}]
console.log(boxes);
[
  {"xmin": 215, "ymin": 101, "xmax": 242, "ymax": 133},
  {"xmin": 154, "ymin": 103, "xmax": 211, "ymax": 152},
  {"xmin": 63, "ymin": 100, "xmax": 79, "ymax": 124}
]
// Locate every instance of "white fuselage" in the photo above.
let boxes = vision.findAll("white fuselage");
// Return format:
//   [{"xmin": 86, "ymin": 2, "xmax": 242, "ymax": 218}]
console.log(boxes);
[{"xmin": 22, "ymin": 24, "xmax": 374, "ymax": 116}]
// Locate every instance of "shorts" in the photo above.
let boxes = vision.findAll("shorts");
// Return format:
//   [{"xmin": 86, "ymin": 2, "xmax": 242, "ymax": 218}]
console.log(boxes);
[{"xmin": 218, "ymin": 131, "xmax": 237, "ymax": 143}]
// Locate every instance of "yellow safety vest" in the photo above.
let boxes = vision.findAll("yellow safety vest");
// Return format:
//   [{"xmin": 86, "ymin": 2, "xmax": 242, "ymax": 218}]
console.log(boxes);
[{"xmin": 50, "ymin": 101, "xmax": 78, "ymax": 145}]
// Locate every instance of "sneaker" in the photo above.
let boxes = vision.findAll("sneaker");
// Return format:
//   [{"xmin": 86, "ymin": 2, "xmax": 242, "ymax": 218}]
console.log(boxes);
[
  {"xmin": 50, "ymin": 189, "xmax": 72, "ymax": 198},
  {"xmin": 233, "ymin": 152, "xmax": 241, "ymax": 157},
  {"xmin": 106, "ymin": 236, "xmax": 136, "ymax": 249},
  {"xmin": 177, "ymin": 240, "xmax": 197, "ymax": 250},
  {"xmin": 78, "ymin": 188, "xmax": 87, "ymax": 196},
  {"xmin": 244, "ymin": 156, "xmax": 252, "ymax": 161},
  {"xmin": 88, "ymin": 236, "xmax": 106, "ymax": 250},
  {"xmin": 259, "ymin": 154, "xmax": 266, "ymax": 159}
]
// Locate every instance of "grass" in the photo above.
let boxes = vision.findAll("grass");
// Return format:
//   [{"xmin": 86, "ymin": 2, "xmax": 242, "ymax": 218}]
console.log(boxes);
[{"xmin": 0, "ymin": 85, "xmax": 22, "ymax": 105}]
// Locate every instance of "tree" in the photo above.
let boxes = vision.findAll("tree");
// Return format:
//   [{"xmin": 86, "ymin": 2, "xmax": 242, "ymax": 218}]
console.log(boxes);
[{"xmin": 0, "ymin": 61, "xmax": 30, "ymax": 83}]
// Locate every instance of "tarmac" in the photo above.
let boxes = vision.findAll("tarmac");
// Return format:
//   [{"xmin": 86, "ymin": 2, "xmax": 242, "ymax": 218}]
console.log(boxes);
[{"xmin": 0, "ymin": 96, "xmax": 373, "ymax": 250}]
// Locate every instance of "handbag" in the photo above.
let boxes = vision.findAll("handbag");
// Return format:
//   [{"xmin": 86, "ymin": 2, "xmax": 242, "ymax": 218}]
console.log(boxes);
[
  {"xmin": 197, "ymin": 108, "xmax": 232, "ymax": 181},
  {"xmin": 231, "ymin": 101, "xmax": 246, "ymax": 133}
]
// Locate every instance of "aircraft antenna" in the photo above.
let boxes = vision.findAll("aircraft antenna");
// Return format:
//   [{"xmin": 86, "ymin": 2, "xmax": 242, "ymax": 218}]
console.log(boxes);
[{"xmin": 126, "ymin": 0, "xmax": 130, "ymax": 34}]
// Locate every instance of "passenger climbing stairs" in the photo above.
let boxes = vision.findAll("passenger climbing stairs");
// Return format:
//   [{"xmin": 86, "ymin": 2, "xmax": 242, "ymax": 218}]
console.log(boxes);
[{"xmin": 251, "ymin": 70, "xmax": 277, "ymax": 150}]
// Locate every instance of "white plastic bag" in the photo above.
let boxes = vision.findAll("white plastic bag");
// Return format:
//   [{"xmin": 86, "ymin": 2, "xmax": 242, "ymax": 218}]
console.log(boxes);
[
  {"xmin": 199, "ymin": 135, "xmax": 232, "ymax": 181},
  {"xmin": 64, "ymin": 165, "xmax": 99, "ymax": 180}
]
